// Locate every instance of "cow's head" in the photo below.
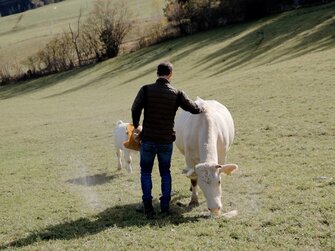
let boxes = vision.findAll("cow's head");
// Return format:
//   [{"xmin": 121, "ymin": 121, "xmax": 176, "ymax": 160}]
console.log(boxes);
[{"xmin": 186, "ymin": 162, "xmax": 238, "ymax": 217}]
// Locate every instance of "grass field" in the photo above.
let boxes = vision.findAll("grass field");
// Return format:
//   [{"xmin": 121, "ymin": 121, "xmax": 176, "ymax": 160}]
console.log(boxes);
[
  {"xmin": 0, "ymin": 2, "xmax": 335, "ymax": 250},
  {"xmin": 0, "ymin": 0, "xmax": 165, "ymax": 64}
]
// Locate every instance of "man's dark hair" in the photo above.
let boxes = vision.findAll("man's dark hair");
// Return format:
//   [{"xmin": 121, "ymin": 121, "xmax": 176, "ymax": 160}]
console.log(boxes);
[{"xmin": 157, "ymin": 62, "xmax": 173, "ymax": 76}]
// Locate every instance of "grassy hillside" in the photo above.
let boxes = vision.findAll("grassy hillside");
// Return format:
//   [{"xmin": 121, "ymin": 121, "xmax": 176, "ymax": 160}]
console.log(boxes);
[
  {"xmin": 0, "ymin": 2, "xmax": 334, "ymax": 250},
  {"xmin": 0, "ymin": 0, "xmax": 165, "ymax": 64}
]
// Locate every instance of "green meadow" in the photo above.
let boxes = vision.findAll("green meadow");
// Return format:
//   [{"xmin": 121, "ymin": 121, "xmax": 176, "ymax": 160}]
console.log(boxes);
[
  {"xmin": 0, "ymin": 0, "xmax": 165, "ymax": 63},
  {"xmin": 0, "ymin": 2, "xmax": 335, "ymax": 250}
]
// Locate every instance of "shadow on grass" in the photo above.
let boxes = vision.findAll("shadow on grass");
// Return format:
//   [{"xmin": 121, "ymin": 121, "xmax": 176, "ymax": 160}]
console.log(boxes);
[
  {"xmin": 195, "ymin": 3, "xmax": 335, "ymax": 77},
  {"xmin": 1, "ymin": 196, "xmax": 204, "ymax": 249},
  {"xmin": 106, "ymin": 2, "xmax": 335, "ymax": 84},
  {"xmin": 0, "ymin": 64, "xmax": 96, "ymax": 100},
  {"xmin": 66, "ymin": 173, "xmax": 117, "ymax": 186}
]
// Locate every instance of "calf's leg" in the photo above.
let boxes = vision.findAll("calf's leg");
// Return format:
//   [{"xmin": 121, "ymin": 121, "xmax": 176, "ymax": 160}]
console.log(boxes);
[
  {"xmin": 123, "ymin": 149, "xmax": 132, "ymax": 174},
  {"xmin": 116, "ymin": 149, "xmax": 122, "ymax": 170}
]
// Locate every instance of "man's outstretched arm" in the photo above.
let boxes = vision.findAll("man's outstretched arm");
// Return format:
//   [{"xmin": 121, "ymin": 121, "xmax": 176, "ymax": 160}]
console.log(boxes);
[{"xmin": 179, "ymin": 91, "xmax": 204, "ymax": 114}]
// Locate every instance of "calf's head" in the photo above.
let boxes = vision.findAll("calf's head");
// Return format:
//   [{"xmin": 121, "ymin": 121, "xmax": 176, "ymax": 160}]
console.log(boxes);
[{"xmin": 187, "ymin": 162, "xmax": 238, "ymax": 217}]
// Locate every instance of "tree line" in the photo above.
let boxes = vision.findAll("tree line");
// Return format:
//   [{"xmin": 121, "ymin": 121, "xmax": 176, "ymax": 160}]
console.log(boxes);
[
  {"xmin": 1, "ymin": 0, "xmax": 134, "ymax": 85},
  {"xmin": 0, "ymin": 0, "xmax": 333, "ymax": 86},
  {"xmin": 164, "ymin": 0, "xmax": 333, "ymax": 34}
]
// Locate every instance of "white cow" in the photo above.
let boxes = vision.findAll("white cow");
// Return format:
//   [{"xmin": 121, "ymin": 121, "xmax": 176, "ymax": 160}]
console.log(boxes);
[
  {"xmin": 174, "ymin": 97, "xmax": 238, "ymax": 217},
  {"xmin": 113, "ymin": 120, "xmax": 141, "ymax": 174}
]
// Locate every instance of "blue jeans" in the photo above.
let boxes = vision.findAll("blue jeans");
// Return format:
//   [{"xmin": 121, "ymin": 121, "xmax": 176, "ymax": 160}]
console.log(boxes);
[{"xmin": 140, "ymin": 140, "xmax": 173, "ymax": 211}]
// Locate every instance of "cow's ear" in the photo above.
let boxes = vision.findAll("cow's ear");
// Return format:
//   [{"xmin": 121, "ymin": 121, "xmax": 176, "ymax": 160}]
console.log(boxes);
[
  {"xmin": 218, "ymin": 164, "xmax": 238, "ymax": 175},
  {"xmin": 183, "ymin": 168, "xmax": 197, "ymax": 179}
]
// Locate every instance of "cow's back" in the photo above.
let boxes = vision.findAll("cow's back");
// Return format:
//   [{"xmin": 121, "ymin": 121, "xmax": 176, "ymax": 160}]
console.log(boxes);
[{"xmin": 175, "ymin": 98, "xmax": 234, "ymax": 165}]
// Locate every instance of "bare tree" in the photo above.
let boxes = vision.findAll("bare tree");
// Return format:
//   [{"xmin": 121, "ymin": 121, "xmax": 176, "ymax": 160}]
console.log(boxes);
[
  {"xmin": 86, "ymin": 0, "xmax": 132, "ymax": 58},
  {"xmin": 0, "ymin": 63, "xmax": 12, "ymax": 85},
  {"xmin": 3, "ymin": 0, "xmax": 134, "ymax": 85},
  {"xmin": 81, "ymin": 18, "xmax": 104, "ymax": 62},
  {"xmin": 69, "ymin": 9, "xmax": 83, "ymax": 66},
  {"xmin": 34, "ymin": 32, "xmax": 75, "ymax": 73},
  {"xmin": 0, "ymin": 60, "xmax": 24, "ymax": 85}
]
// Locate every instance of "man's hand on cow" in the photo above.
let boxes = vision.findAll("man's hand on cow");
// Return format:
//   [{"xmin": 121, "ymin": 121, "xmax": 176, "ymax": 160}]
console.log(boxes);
[{"xmin": 200, "ymin": 106, "xmax": 207, "ymax": 113}]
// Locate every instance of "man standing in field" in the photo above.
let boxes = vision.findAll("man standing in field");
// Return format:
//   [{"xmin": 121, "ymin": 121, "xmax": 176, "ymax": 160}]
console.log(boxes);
[{"xmin": 131, "ymin": 62, "xmax": 204, "ymax": 219}]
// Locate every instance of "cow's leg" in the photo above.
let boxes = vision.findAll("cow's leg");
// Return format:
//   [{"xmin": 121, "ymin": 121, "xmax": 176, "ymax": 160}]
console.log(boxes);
[
  {"xmin": 189, "ymin": 179, "xmax": 199, "ymax": 207},
  {"xmin": 184, "ymin": 156, "xmax": 199, "ymax": 207},
  {"xmin": 123, "ymin": 149, "xmax": 132, "ymax": 174},
  {"xmin": 116, "ymin": 149, "xmax": 122, "ymax": 170}
]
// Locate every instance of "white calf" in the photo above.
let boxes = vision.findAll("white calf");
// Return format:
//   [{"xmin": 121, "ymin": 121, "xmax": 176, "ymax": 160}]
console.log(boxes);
[{"xmin": 113, "ymin": 120, "xmax": 139, "ymax": 174}]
